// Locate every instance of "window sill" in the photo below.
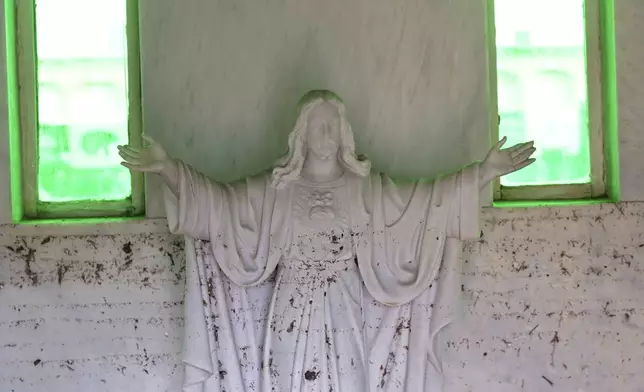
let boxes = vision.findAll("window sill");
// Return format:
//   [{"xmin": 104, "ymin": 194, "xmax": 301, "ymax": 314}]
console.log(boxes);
[
  {"xmin": 0, "ymin": 197, "xmax": 621, "ymax": 237},
  {"xmin": 0, "ymin": 217, "xmax": 170, "ymax": 236},
  {"xmin": 489, "ymin": 197, "xmax": 614, "ymax": 209}
]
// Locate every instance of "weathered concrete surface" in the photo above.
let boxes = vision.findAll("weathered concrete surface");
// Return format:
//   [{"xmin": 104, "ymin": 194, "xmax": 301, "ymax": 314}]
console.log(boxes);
[
  {"xmin": 445, "ymin": 202, "xmax": 644, "ymax": 392},
  {"xmin": 1, "ymin": 203, "xmax": 643, "ymax": 391},
  {"xmin": 0, "ymin": 232, "xmax": 186, "ymax": 392}
]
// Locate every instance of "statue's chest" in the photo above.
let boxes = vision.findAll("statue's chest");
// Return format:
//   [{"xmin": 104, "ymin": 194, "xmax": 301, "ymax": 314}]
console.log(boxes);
[{"xmin": 289, "ymin": 183, "xmax": 352, "ymax": 261}]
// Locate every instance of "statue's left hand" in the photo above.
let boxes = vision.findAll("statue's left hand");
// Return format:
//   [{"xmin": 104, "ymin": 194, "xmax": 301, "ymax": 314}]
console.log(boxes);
[{"xmin": 480, "ymin": 137, "xmax": 536, "ymax": 184}]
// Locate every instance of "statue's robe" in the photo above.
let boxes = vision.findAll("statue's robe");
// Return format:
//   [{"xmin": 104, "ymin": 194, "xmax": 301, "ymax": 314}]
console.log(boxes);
[{"xmin": 165, "ymin": 161, "xmax": 480, "ymax": 391}]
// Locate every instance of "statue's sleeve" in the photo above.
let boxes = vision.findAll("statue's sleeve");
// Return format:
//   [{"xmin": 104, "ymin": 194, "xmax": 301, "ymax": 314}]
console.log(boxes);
[
  {"xmin": 426, "ymin": 162, "xmax": 481, "ymax": 240},
  {"xmin": 356, "ymin": 163, "xmax": 480, "ymax": 306},
  {"xmin": 381, "ymin": 162, "xmax": 480, "ymax": 240},
  {"xmin": 164, "ymin": 160, "xmax": 283, "ymax": 286},
  {"xmin": 163, "ymin": 160, "xmax": 224, "ymax": 241}
]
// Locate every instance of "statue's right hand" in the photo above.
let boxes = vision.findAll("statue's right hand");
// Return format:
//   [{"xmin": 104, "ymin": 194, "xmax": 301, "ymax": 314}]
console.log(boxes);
[{"xmin": 118, "ymin": 134, "xmax": 170, "ymax": 173}]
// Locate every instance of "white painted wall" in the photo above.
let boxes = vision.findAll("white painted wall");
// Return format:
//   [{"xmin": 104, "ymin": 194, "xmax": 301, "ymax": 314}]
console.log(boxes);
[
  {"xmin": 1, "ymin": 0, "xmax": 644, "ymax": 391},
  {"xmin": 139, "ymin": 0, "xmax": 492, "ymax": 217},
  {"xmin": 615, "ymin": 0, "xmax": 644, "ymax": 200}
]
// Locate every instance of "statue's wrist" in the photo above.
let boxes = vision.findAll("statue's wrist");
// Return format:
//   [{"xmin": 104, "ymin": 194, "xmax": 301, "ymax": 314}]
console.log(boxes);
[
  {"xmin": 159, "ymin": 157, "xmax": 174, "ymax": 171},
  {"xmin": 159, "ymin": 158, "xmax": 178, "ymax": 178},
  {"xmin": 479, "ymin": 161, "xmax": 498, "ymax": 185}
]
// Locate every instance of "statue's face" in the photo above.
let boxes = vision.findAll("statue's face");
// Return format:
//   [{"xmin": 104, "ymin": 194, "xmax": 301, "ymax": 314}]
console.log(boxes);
[{"xmin": 305, "ymin": 102, "xmax": 341, "ymax": 161}]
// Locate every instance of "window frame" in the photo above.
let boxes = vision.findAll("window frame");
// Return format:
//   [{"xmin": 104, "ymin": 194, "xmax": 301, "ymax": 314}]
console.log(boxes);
[
  {"xmin": 11, "ymin": 0, "xmax": 144, "ymax": 219},
  {"xmin": 487, "ymin": 0, "xmax": 611, "ymax": 202}
]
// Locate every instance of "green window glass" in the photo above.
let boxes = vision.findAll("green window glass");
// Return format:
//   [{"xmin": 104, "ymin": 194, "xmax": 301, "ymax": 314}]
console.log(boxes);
[
  {"xmin": 35, "ymin": 0, "xmax": 131, "ymax": 202},
  {"xmin": 494, "ymin": 0, "xmax": 591, "ymax": 187}
]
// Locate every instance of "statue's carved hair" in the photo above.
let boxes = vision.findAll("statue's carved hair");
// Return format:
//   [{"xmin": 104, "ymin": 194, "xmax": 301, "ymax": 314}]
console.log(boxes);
[{"xmin": 271, "ymin": 90, "xmax": 371, "ymax": 188}]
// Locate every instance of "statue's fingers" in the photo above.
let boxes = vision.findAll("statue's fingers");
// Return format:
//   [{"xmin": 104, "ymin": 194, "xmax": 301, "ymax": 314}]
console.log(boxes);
[
  {"xmin": 494, "ymin": 136, "xmax": 507, "ymax": 151},
  {"xmin": 117, "ymin": 149, "xmax": 139, "ymax": 161},
  {"xmin": 512, "ymin": 147, "xmax": 536, "ymax": 163},
  {"xmin": 118, "ymin": 150, "xmax": 141, "ymax": 163},
  {"xmin": 120, "ymin": 162, "xmax": 140, "ymax": 170},
  {"xmin": 508, "ymin": 141, "xmax": 534, "ymax": 155},
  {"xmin": 513, "ymin": 158, "xmax": 536, "ymax": 171},
  {"xmin": 118, "ymin": 144, "xmax": 141, "ymax": 155}
]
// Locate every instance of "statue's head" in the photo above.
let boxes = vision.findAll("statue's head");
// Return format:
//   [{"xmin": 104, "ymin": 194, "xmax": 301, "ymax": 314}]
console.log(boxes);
[{"xmin": 271, "ymin": 90, "xmax": 371, "ymax": 188}]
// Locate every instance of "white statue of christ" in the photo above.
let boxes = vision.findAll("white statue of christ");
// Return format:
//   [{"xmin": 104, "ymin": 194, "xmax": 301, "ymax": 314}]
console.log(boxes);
[{"xmin": 118, "ymin": 90, "xmax": 535, "ymax": 392}]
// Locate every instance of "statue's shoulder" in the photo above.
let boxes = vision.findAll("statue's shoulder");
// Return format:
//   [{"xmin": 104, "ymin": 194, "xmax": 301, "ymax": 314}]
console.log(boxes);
[{"xmin": 344, "ymin": 171, "xmax": 379, "ymax": 196}]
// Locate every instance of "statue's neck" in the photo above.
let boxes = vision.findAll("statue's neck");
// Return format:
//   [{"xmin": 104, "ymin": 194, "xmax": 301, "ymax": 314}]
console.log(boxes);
[{"xmin": 301, "ymin": 157, "xmax": 344, "ymax": 184}]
